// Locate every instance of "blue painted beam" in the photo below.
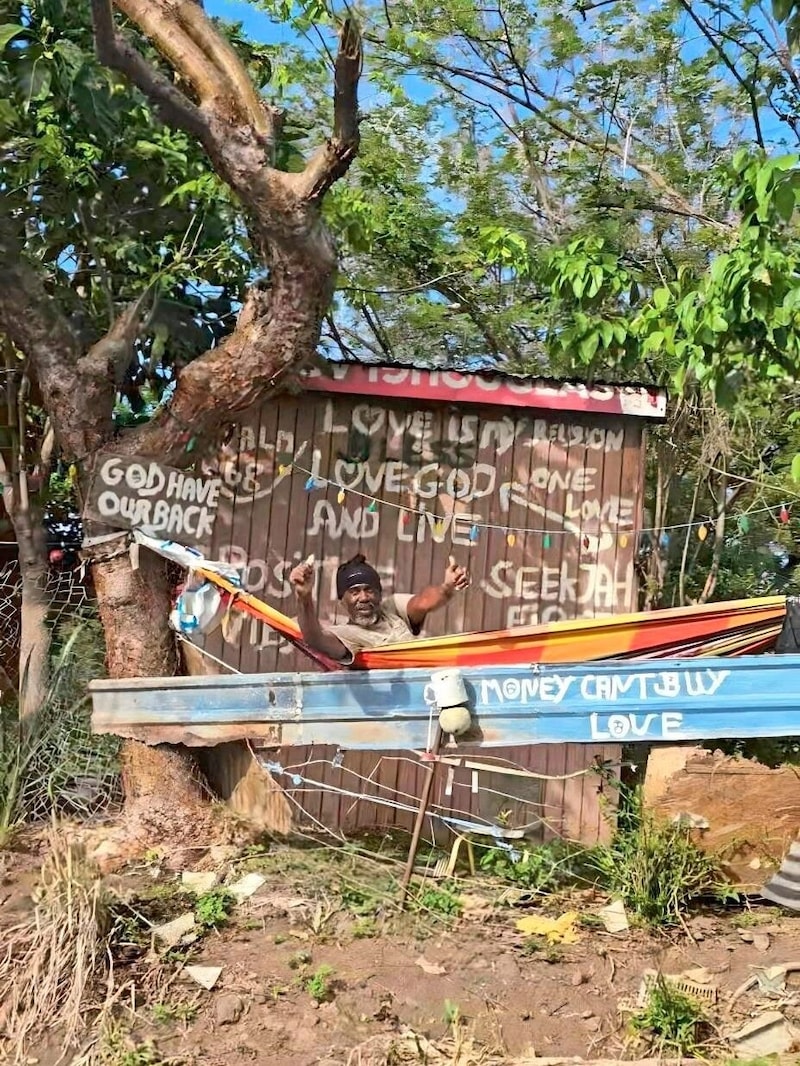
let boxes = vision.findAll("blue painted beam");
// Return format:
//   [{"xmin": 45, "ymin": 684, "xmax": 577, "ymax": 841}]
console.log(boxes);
[{"xmin": 90, "ymin": 654, "xmax": 800, "ymax": 749}]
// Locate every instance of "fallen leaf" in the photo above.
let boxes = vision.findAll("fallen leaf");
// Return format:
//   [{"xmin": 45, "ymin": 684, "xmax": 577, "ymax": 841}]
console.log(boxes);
[
  {"xmin": 415, "ymin": 955, "xmax": 447, "ymax": 976},
  {"xmin": 515, "ymin": 911, "xmax": 580, "ymax": 944}
]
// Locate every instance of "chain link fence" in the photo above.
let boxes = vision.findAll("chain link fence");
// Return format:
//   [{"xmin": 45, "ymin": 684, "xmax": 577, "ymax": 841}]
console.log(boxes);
[{"xmin": 0, "ymin": 559, "xmax": 121, "ymax": 837}]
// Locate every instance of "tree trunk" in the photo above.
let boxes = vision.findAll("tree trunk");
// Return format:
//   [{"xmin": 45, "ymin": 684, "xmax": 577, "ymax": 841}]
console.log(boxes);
[
  {"xmin": 91, "ymin": 545, "xmax": 216, "ymax": 854},
  {"xmin": 13, "ymin": 504, "xmax": 50, "ymax": 720}
]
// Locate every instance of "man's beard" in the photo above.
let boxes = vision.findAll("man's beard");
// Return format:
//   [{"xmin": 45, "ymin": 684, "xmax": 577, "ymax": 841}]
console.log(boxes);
[{"xmin": 351, "ymin": 604, "xmax": 379, "ymax": 628}]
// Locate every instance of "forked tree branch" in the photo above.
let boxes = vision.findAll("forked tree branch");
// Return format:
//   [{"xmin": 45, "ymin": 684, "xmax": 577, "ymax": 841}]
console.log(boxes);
[
  {"xmin": 301, "ymin": 18, "xmax": 362, "ymax": 199},
  {"xmin": 91, "ymin": 0, "xmax": 209, "ymax": 141}
]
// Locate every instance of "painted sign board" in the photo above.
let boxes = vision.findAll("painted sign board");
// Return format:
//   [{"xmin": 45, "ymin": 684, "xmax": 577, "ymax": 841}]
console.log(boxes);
[
  {"xmin": 90, "ymin": 653, "xmax": 799, "ymax": 751},
  {"xmin": 300, "ymin": 364, "xmax": 668, "ymax": 420},
  {"xmin": 84, "ymin": 454, "xmax": 222, "ymax": 552}
]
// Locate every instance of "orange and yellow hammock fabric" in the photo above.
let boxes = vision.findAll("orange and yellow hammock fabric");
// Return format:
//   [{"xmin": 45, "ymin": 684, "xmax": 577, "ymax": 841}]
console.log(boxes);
[{"xmin": 198, "ymin": 567, "xmax": 787, "ymax": 672}]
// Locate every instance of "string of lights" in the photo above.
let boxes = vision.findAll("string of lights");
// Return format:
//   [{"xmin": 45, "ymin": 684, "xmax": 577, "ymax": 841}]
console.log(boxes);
[{"xmin": 278, "ymin": 457, "xmax": 797, "ymax": 548}]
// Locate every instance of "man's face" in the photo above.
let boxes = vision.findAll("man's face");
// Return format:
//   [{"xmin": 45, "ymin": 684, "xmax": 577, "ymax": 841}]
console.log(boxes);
[{"xmin": 342, "ymin": 584, "xmax": 381, "ymax": 628}]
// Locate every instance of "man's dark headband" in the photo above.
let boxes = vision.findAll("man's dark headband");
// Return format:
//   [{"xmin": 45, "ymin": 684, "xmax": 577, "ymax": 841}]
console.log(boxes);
[{"xmin": 336, "ymin": 560, "xmax": 381, "ymax": 599}]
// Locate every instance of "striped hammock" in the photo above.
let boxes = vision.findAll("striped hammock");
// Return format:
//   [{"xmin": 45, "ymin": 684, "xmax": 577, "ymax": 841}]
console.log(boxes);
[{"xmin": 197, "ymin": 566, "xmax": 788, "ymax": 671}]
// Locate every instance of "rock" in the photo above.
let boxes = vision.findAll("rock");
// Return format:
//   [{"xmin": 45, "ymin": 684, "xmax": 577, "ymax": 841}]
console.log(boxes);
[
  {"xmin": 571, "ymin": 972, "xmax": 587, "ymax": 986},
  {"xmin": 753, "ymin": 932, "xmax": 771, "ymax": 952},
  {"xmin": 215, "ymin": 994, "xmax": 244, "ymax": 1026},
  {"xmin": 181, "ymin": 871, "xmax": 219, "ymax": 894},
  {"xmin": 729, "ymin": 1011, "xmax": 799, "ymax": 1057},
  {"xmin": 185, "ymin": 965, "xmax": 222, "ymax": 990},
  {"xmin": 597, "ymin": 899, "xmax": 629, "ymax": 934},
  {"xmin": 739, "ymin": 929, "xmax": 755, "ymax": 944},
  {"xmin": 153, "ymin": 911, "xmax": 196, "ymax": 948},
  {"xmin": 227, "ymin": 873, "xmax": 267, "ymax": 902},
  {"xmin": 581, "ymin": 1010, "xmax": 594, "ymax": 1019},
  {"xmin": 415, "ymin": 955, "xmax": 447, "ymax": 976}
]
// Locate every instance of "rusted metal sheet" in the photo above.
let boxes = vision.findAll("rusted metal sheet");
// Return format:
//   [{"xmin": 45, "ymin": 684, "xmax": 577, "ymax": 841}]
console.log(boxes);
[
  {"xmin": 90, "ymin": 655, "xmax": 787, "ymax": 749},
  {"xmin": 202, "ymin": 391, "xmax": 647, "ymax": 674}
]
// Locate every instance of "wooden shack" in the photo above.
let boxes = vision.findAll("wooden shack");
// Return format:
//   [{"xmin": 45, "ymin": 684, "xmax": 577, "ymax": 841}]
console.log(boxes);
[{"xmin": 192, "ymin": 362, "xmax": 667, "ymax": 843}]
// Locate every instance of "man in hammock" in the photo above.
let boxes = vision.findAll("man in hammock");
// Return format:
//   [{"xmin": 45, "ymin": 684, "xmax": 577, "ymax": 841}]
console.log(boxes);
[{"xmin": 289, "ymin": 553, "xmax": 470, "ymax": 664}]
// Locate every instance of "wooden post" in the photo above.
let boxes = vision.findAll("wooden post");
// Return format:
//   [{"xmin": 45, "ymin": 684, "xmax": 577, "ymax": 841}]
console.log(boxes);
[{"xmin": 399, "ymin": 726, "xmax": 443, "ymax": 908}]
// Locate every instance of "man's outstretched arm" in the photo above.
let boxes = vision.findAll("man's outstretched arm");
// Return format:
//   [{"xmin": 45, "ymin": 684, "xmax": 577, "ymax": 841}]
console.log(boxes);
[
  {"xmin": 406, "ymin": 556, "xmax": 470, "ymax": 627},
  {"xmin": 289, "ymin": 560, "xmax": 350, "ymax": 661}
]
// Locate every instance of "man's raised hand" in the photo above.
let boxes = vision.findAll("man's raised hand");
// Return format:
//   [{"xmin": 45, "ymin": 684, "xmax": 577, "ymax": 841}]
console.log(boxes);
[
  {"xmin": 445, "ymin": 555, "xmax": 470, "ymax": 592},
  {"xmin": 289, "ymin": 555, "xmax": 316, "ymax": 601}
]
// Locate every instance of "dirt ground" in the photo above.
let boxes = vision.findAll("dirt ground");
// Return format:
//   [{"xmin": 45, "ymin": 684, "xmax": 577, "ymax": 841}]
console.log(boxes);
[{"xmin": 4, "ymin": 828, "xmax": 800, "ymax": 1065}]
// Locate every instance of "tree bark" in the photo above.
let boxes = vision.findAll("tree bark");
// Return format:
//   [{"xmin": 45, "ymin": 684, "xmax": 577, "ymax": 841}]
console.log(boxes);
[
  {"xmin": 15, "ymin": 503, "xmax": 50, "ymax": 721},
  {"xmin": 89, "ymin": 543, "xmax": 218, "ymax": 851}
]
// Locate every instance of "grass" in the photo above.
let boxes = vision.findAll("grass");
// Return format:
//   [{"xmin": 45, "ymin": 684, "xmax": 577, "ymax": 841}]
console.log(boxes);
[
  {"xmin": 591, "ymin": 786, "xmax": 729, "ymax": 926},
  {"xmin": 151, "ymin": 1001, "xmax": 198, "ymax": 1025},
  {"xmin": 0, "ymin": 832, "xmax": 114, "ymax": 1059},
  {"xmin": 305, "ymin": 963, "xmax": 335, "ymax": 1002},
  {"xmin": 629, "ymin": 974, "xmax": 710, "ymax": 1056}
]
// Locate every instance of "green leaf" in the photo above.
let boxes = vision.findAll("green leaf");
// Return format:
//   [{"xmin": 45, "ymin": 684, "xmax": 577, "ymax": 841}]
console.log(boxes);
[
  {"xmin": 737, "ymin": 514, "xmax": 751, "ymax": 535},
  {"xmin": 652, "ymin": 287, "xmax": 670, "ymax": 312},
  {"xmin": 0, "ymin": 23, "xmax": 26, "ymax": 50},
  {"xmin": 775, "ymin": 179, "xmax": 797, "ymax": 221},
  {"xmin": 791, "ymin": 453, "xmax": 800, "ymax": 483}
]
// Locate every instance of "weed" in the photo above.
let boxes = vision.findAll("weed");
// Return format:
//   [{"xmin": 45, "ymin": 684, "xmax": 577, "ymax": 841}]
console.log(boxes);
[
  {"xmin": 289, "ymin": 950, "xmax": 313, "ymax": 970},
  {"xmin": 443, "ymin": 1000, "xmax": 462, "ymax": 1025},
  {"xmin": 307, "ymin": 895, "xmax": 339, "ymax": 937},
  {"xmin": 339, "ymin": 883, "xmax": 380, "ymax": 916},
  {"xmin": 414, "ymin": 884, "xmax": 463, "ymax": 917},
  {"xmin": 194, "ymin": 888, "xmax": 235, "ymax": 929},
  {"xmin": 629, "ymin": 974, "xmax": 708, "ymax": 1056},
  {"xmin": 274, "ymin": 932, "xmax": 289, "ymax": 944},
  {"xmin": 151, "ymin": 1001, "xmax": 197, "ymax": 1025},
  {"xmin": 352, "ymin": 917, "xmax": 378, "ymax": 939},
  {"xmin": 479, "ymin": 841, "xmax": 591, "ymax": 892},
  {"xmin": 591, "ymin": 787, "xmax": 728, "ymax": 926},
  {"xmin": 305, "ymin": 963, "xmax": 335, "ymax": 1003},
  {"xmin": 735, "ymin": 911, "xmax": 771, "ymax": 928},
  {"xmin": 520, "ymin": 936, "xmax": 542, "ymax": 955},
  {"xmin": 242, "ymin": 918, "xmax": 263, "ymax": 931}
]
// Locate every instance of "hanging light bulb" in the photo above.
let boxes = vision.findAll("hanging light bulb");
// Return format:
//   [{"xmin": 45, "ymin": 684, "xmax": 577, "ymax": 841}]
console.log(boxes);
[
  {"xmin": 469, "ymin": 524, "xmax": 480, "ymax": 543},
  {"xmin": 697, "ymin": 524, "xmax": 708, "ymax": 542},
  {"xmin": 619, "ymin": 534, "xmax": 629, "ymax": 548},
  {"xmin": 304, "ymin": 476, "xmax": 317, "ymax": 491},
  {"xmin": 659, "ymin": 531, "xmax": 670, "ymax": 549},
  {"xmin": 367, "ymin": 499, "xmax": 378, "ymax": 513},
  {"xmin": 781, "ymin": 504, "xmax": 791, "ymax": 524},
  {"xmin": 402, "ymin": 510, "xmax": 412, "ymax": 526},
  {"xmin": 506, "ymin": 532, "xmax": 516, "ymax": 547},
  {"xmin": 337, "ymin": 488, "xmax": 346, "ymax": 504},
  {"xmin": 543, "ymin": 534, "xmax": 551, "ymax": 549}
]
